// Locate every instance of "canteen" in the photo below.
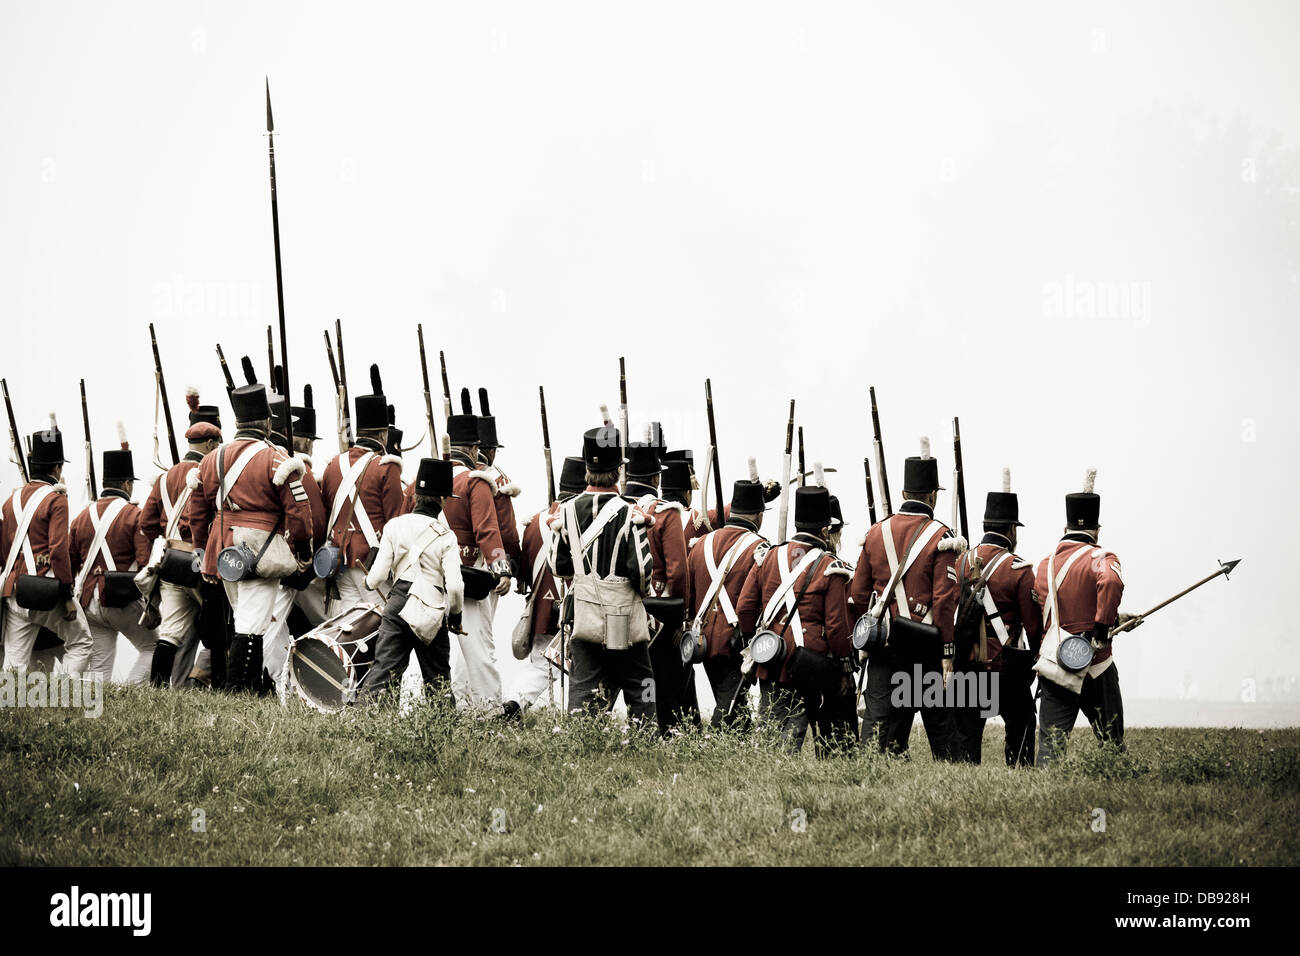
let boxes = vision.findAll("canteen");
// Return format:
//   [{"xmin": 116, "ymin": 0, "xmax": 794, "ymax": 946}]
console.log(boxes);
[{"xmin": 749, "ymin": 628, "xmax": 787, "ymax": 668}]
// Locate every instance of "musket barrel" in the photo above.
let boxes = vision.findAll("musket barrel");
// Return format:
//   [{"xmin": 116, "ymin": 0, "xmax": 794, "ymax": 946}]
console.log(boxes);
[
  {"xmin": 418, "ymin": 325, "xmax": 437, "ymax": 452},
  {"xmin": 776, "ymin": 400, "xmax": 795, "ymax": 543},
  {"xmin": 540, "ymin": 385, "xmax": 556, "ymax": 505},
  {"xmin": 705, "ymin": 379, "xmax": 726, "ymax": 529},
  {"xmin": 150, "ymin": 323, "xmax": 180, "ymax": 465},
  {"xmin": 1109, "ymin": 561, "xmax": 1241, "ymax": 636},
  {"xmin": 2, "ymin": 378, "xmax": 27, "ymax": 483},
  {"xmin": 617, "ymin": 357, "xmax": 628, "ymax": 495},
  {"xmin": 870, "ymin": 386, "xmax": 892, "ymax": 517},
  {"xmin": 80, "ymin": 379, "xmax": 96, "ymax": 500},
  {"xmin": 863, "ymin": 456, "xmax": 877, "ymax": 525},
  {"xmin": 952, "ymin": 416, "xmax": 969, "ymax": 539},
  {"xmin": 265, "ymin": 81, "xmax": 293, "ymax": 451}
]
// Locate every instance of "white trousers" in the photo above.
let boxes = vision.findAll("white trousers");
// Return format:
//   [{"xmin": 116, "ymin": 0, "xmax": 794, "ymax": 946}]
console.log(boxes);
[
  {"xmin": 452, "ymin": 590, "xmax": 501, "ymax": 710},
  {"xmin": 222, "ymin": 576, "xmax": 281, "ymax": 636},
  {"xmin": 158, "ymin": 581, "xmax": 204, "ymax": 687},
  {"xmin": 3, "ymin": 597, "xmax": 94, "ymax": 675},
  {"xmin": 85, "ymin": 596, "xmax": 157, "ymax": 685},
  {"xmin": 510, "ymin": 635, "xmax": 555, "ymax": 711}
]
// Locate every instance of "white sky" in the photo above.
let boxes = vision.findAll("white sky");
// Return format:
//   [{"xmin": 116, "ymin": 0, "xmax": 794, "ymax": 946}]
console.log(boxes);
[{"xmin": 2, "ymin": 0, "xmax": 1297, "ymax": 703}]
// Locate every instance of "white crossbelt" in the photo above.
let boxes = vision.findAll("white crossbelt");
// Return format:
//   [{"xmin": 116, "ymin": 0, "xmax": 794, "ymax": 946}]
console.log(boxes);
[
  {"xmin": 880, "ymin": 516, "xmax": 943, "ymax": 623},
  {"xmin": 759, "ymin": 544, "xmax": 823, "ymax": 647},
  {"xmin": 693, "ymin": 529, "xmax": 759, "ymax": 630},
  {"xmin": 216, "ymin": 442, "xmax": 268, "ymax": 513},
  {"xmin": 159, "ymin": 469, "xmax": 193, "ymax": 540},
  {"xmin": 73, "ymin": 497, "xmax": 130, "ymax": 600},
  {"xmin": 1042, "ymin": 544, "xmax": 1094, "ymax": 631},
  {"xmin": 1, "ymin": 485, "xmax": 56, "ymax": 587},
  {"xmin": 977, "ymin": 550, "xmax": 1014, "ymax": 647},
  {"xmin": 326, "ymin": 451, "xmax": 379, "ymax": 549}
]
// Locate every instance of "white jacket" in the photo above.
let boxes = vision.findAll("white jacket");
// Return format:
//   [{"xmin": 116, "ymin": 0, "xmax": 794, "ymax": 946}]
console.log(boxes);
[{"xmin": 365, "ymin": 512, "xmax": 464, "ymax": 616}]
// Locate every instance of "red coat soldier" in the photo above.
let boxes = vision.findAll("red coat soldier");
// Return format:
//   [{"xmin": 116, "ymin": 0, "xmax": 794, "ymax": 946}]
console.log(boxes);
[
  {"xmin": 686, "ymin": 473, "xmax": 770, "ymax": 728},
  {"xmin": 69, "ymin": 436, "xmax": 156, "ymax": 683},
  {"xmin": 948, "ymin": 469, "xmax": 1043, "ymax": 766},
  {"xmin": 736, "ymin": 485, "xmax": 856, "ymax": 755},
  {"xmin": 185, "ymin": 382, "xmax": 312, "ymax": 692},
  {"xmin": 851, "ymin": 438, "xmax": 964, "ymax": 760},
  {"xmin": 0, "ymin": 417, "xmax": 92, "ymax": 674},
  {"xmin": 1033, "ymin": 469, "xmax": 1129, "ymax": 766}
]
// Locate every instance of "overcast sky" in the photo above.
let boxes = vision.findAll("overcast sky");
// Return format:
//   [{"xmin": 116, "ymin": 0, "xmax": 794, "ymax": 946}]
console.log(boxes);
[{"xmin": 2, "ymin": 1, "xmax": 1297, "ymax": 703}]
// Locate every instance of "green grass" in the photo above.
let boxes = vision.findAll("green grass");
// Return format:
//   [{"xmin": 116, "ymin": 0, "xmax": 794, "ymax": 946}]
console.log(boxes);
[{"xmin": 1, "ymin": 685, "xmax": 1296, "ymax": 866}]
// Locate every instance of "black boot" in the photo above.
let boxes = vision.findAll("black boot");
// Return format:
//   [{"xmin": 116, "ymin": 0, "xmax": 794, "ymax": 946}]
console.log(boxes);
[
  {"xmin": 226, "ymin": 633, "xmax": 256, "ymax": 693},
  {"xmin": 150, "ymin": 642, "xmax": 178, "ymax": 688}
]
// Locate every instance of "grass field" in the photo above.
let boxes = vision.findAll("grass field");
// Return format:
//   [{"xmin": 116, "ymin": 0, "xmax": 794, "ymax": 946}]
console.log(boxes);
[{"xmin": 1, "ymin": 685, "xmax": 1296, "ymax": 866}]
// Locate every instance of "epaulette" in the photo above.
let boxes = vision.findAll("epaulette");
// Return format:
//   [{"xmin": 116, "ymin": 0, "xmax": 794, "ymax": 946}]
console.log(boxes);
[
  {"xmin": 654, "ymin": 500, "xmax": 686, "ymax": 516},
  {"xmin": 186, "ymin": 469, "xmax": 201, "ymax": 491},
  {"xmin": 823, "ymin": 557, "xmax": 854, "ymax": 579},
  {"xmin": 464, "ymin": 468, "xmax": 497, "ymax": 489},
  {"xmin": 272, "ymin": 455, "xmax": 307, "ymax": 487},
  {"xmin": 380, "ymin": 454, "xmax": 404, "ymax": 468},
  {"xmin": 51, "ymin": 482, "xmax": 67, "ymax": 496},
  {"xmin": 692, "ymin": 509, "xmax": 704, "ymax": 530},
  {"xmin": 629, "ymin": 503, "xmax": 655, "ymax": 527},
  {"xmin": 752, "ymin": 540, "xmax": 771, "ymax": 566},
  {"xmin": 1010, "ymin": 555, "xmax": 1032, "ymax": 571}
]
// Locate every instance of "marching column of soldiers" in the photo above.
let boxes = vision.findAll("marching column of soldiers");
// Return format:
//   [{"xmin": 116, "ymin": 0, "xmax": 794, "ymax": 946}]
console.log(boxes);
[{"xmin": 1, "ymin": 355, "xmax": 1171, "ymax": 769}]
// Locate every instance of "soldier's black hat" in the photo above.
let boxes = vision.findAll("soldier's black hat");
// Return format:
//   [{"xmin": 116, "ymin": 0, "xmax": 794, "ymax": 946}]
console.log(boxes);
[
  {"xmin": 1065, "ymin": 468, "xmax": 1101, "ymax": 529},
  {"xmin": 386, "ymin": 427, "xmax": 403, "ymax": 454},
  {"xmin": 559, "ymin": 456, "xmax": 586, "ymax": 494},
  {"xmin": 663, "ymin": 448, "xmax": 694, "ymax": 469},
  {"xmin": 828, "ymin": 494, "xmax": 846, "ymax": 529},
  {"xmin": 355, "ymin": 364, "xmax": 388, "ymax": 432},
  {"xmin": 625, "ymin": 442, "xmax": 665, "ymax": 478},
  {"xmin": 476, "ymin": 388, "xmax": 503, "ymax": 450},
  {"xmin": 793, "ymin": 485, "xmax": 832, "ymax": 529},
  {"xmin": 269, "ymin": 396, "xmax": 289, "ymax": 443},
  {"xmin": 984, "ymin": 468, "xmax": 1022, "ymax": 527},
  {"xmin": 189, "ymin": 405, "xmax": 222, "ymax": 428},
  {"xmin": 102, "ymin": 449, "xmax": 136, "ymax": 482},
  {"xmin": 292, "ymin": 384, "xmax": 319, "ymax": 441},
  {"xmin": 230, "ymin": 384, "xmax": 270, "ymax": 424},
  {"xmin": 730, "ymin": 480, "xmax": 767, "ymax": 515},
  {"xmin": 415, "ymin": 457, "xmax": 457, "ymax": 498},
  {"xmin": 28, "ymin": 416, "xmax": 68, "ymax": 466},
  {"xmin": 448, "ymin": 387, "xmax": 480, "ymax": 446},
  {"xmin": 661, "ymin": 459, "xmax": 693, "ymax": 494},
  {"xmin": 583, "ymin": 426, "xmax": 624, "ymax": 471},
  {"xmin": 902, "ymin": 437, "xmax": 944, "ymax": 494}
]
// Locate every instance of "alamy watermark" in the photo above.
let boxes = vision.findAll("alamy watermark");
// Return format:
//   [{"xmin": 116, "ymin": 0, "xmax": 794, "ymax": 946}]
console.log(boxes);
[
  {"xmin": 890, "ymin": 664, "xmax": 999, "ymax": 718},
  {"xmin": 0, "ymin": 671, "xmax": 103, "ymax": 718},
  {"xmin": 1043, "ymin": 275, "xmax": 1152, "ymax": 328}
]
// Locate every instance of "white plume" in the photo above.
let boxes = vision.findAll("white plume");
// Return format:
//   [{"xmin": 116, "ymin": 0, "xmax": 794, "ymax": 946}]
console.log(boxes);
[
  {"xmin": 643, "ymin": 424, "xmax": 652, "ymax": 443},
  {"xmin": 185, "ymin": 384, "xmax": 199, "ymax": 398},
  {"xmin": 813, "ymin": 460, "xmax": 825, "ymax": 487},
  {"xmin": 116, "ymin": 420, "xmax": 127, "ymax": 445},
  {"xmin": 1083, "ymin": 467, "xmax": 1097, "ymax": 494},
  {"xmin": 748, "ymin": 456, "xmax": 759, "ymax": 482},
  {"xmin": 599, "ymin": 403, "xmax": 610, "ymax": 425},
  {"xmin": 919, "ymin": 436, "xmax": 931, "ymax": 459},
  {"xmin": 48, "ymin": 412, "xmax": 57, "ymax": 429},
  {"xmin": 1002, "ymin": 467, "xmax": 1011, "ymax": 493}
]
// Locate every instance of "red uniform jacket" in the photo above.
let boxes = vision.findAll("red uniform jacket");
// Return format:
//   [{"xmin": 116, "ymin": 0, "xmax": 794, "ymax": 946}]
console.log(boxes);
[
  {"xmin": 0, "ymin": 479, "xmax": 71, "ymax": 598},
  {"xmin": 298, "ymin": 456, "xmax": 328, "ymax": 549},
  {"xmin": 686, "ymin": 521, "xmax": 769, "ymax": 658},
  {"xmin": 736, "ymin": 533, "xmax": 854, "ymax": 682},
  {"xmin": 442, "ymin": 451, "xmax": 506, "ymax": 568},
  {"xmin": 520, "ymin": 501, "xmax": 563, "ymax": 637},
  {"xmin": 849, "ymin": 501, "xmax": 961, "ymax": 656},
  {"xmin": 319, "ymin": 443, "xmax": 405, "ymax": 568},
  {"xmin": 950, "ymin": 532, "xmax": 1043, "ymax": 665},
  {"xmin": 628, "ymin": 489, "xmax": 690, "ymax": 599},
  {"xmin": 134, "ymin": 452, "xmax": 203, "ymax": 565},
  {"xmin": 1034, "ymin": 534, "xmax": 1125, "ymax": 667},
  {"xmin": 480, "ymin": 459, "xmax": 523, "ymax": 570},
  {"xmin": 185, "ymin": 435, "xmax": 313, "ymax": 577},
  {"xmin": 69, "ymin": 490, "xmax": 142, "ymax": 610}
]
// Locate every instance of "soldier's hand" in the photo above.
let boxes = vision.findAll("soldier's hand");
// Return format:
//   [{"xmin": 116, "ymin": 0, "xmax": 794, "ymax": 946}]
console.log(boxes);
[
  {"xmin": 493, "ymin": 575, "xmax": 512, "ymax": 597},
  {"xmin": 1117, "ymin": 611, "xmax": 1143, "ymax": 632},
  {"xmin": 941, "ymin": 657, "xmax": 953, "ymax": 686},
  {"xmin": 447, "ymin": 612, "xmax": 465, "ymax": 635},
  {"xmin": 62, "ymin": 599, "xmax": 77, "ymax": 622},
  {"xmin": 202, "ymin": 573, "xmax": 220, "ymax": 586}
]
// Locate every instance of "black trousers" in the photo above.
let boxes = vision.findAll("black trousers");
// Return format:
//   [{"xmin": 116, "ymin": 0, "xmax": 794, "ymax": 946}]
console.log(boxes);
[
  {"xmin": 1036, "ymin": 662, "xmax": 1124, "ymax": 767},
  {"xmin": 759, "ymin": 679, "xmax": 858, "ymax": 757},
  {"xmin": 647, "ymin": 628, "xmax": 700, "ymax": 732},
  {"xmin": 860, "ymin": 652, "xmax": 955, "ymax": 760},
  {"xmin": 357, "ymin": 581, "xmax": 452, "ymax": 702},
  {"xmin": 704, "ymin": 655, "xmax": 750, "ymax": 730},
  {"xmin": 568, "ymin": 639, "xmax": 657, "ymax": 726},
  {"xmin": 949, "ymin": 662, "xmax": 1037, "ymax": 766}
]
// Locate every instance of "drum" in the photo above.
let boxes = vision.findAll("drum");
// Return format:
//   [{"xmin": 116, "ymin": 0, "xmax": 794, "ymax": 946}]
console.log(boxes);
[{"xmin": 287, "ymin": 602, "xmax": 384, "ymax": 712}]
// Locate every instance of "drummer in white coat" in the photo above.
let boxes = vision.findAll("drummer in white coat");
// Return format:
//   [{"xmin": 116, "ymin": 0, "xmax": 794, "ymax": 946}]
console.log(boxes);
[{"xmin": 356, "ymin": 458, "xmax": 465, "ymax": 702}]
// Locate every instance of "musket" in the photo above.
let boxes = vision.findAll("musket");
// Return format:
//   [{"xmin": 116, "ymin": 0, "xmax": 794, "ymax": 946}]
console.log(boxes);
[
  {"xmin": 266, "ymin": 325, "xmax": 276, "ymax": 388},
  {"xmin": 705, "ymin": 379, "xmax": 726, "ymax": 530},
  {"xmin": 149, "ymin": 323, "xmax": 180, "ymax": 465},
  {"xmin": 863, "ymin": 457, "xmax": 878, "ymax": 525},
  {"xmin": 869, "ymin": 386, "xmax": 892, "ymax": 517},
  {"xmin": 438, "ymin": 350, "xmax": 451, "ymax": 460},
  {"xmin": 2, "ymin": 378, "xmax": 27, "ymax": 483},
  {"xmin": 416, "ymin": 325, "xmax": 438, "ymax": 455},
  {"xmin": 324, "ymin": 330, "xmax": 347, "ymax": 453},
  {"xmin": 1109, "ymin": 559, "xmax": 1242, "ymax": 638},
  {"xmin": 265, "ymin": 79, "xmax": 294, "ymax": 451},
  {"xmin": 952, "ymin": 417, "xmax": 969, "ymax": 540},
  {"xmin": 539, "ymin": 385, "xmax": 556, "ymax": 505},
  {"xmin": 618, "ymin": 357, "xmax": 628, "ymax": 495},
  {"xmin": 216, "ymin": 344, "xmax": 236, "ymax": 394},
  {"xmin": 336, "ymin": 318, "xmax": 352, "ymax": 446},
  {"xmin": 79, "ymin": 379, "xmax": 96, "ymax": 501},
  {"xmin": 776, "ymin": 400, "xmax": 795, "ymax": 543},
  {"xmin": 797, "ymin": 426, "xmax": 806, "ymax": 488}
]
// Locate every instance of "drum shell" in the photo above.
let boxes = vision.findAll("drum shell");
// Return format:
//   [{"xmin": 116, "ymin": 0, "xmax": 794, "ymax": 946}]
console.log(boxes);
[{"xmin": 288, "ymin": 603, "xmax": 384, "ymax": 712}]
